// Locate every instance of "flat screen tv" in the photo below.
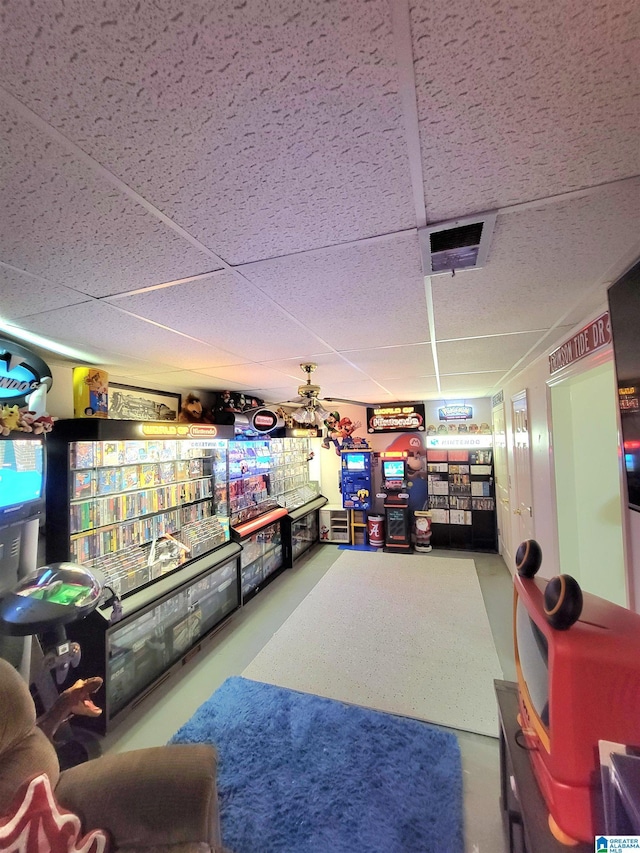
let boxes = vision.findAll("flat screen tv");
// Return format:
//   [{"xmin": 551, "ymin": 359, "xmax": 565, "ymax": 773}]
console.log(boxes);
[
  {"xmin": 607, "ymin": 258, "xmax": 640, "ymax": 511},
  {"xmin": 514, "ymin": 567, "xmax": 640, "ymax": 843},
  {"xmin": 382, "ymin": 459, "xmax": 405, "ymax": 479},
  {"xmin": 0, "ymin": 438, "xmax": 45, "ymax": 524}
]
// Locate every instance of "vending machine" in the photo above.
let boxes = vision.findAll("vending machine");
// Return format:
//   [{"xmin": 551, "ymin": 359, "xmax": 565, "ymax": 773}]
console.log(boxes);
[
  {"xmin": 340, "ymin": 449, "xmax": 373, "ymax": 511},
  {"xmin": 380, "ymin": 452, "xmax": 412, "ymax": 552}
]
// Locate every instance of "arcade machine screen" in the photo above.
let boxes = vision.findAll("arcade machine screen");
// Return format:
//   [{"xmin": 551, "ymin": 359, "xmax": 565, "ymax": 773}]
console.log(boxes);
[
  {"xmin": 345, "ymin": 453, "xmax": 366, "ymax": 471},
  {"xmin": 382, "ymin": 459, "xmax": 405, "ymax": 482}
]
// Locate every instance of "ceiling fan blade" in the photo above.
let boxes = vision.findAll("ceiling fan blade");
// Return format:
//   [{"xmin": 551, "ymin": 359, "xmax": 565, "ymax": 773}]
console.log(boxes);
[{"xmin": 322, "ymin": 397, "xmax": 371, "ymax": 407}]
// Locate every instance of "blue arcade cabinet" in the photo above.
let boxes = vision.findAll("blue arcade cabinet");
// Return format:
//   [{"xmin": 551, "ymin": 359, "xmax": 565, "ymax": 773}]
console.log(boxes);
[{"xmin": 340, "ymin": 449, "xmax": 373, "ymax": 512}]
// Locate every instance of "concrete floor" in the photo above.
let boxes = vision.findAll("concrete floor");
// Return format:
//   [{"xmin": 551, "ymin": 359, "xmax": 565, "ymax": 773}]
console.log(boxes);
[{"xmin": 102, "ymin": 544, "xmax": 517, "ymax": 853}]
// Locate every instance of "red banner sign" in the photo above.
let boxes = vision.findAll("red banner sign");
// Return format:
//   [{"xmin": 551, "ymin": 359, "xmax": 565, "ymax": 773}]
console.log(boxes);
[{"xmin": 548, "ymin": 312, "xmax": 611, "ymax": 375}]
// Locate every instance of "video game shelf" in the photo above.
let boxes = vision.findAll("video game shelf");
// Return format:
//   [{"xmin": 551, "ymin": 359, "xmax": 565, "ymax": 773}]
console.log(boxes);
[{"xmin": 67, "ymin": 437, "xmax": 230, "ymax": 597}]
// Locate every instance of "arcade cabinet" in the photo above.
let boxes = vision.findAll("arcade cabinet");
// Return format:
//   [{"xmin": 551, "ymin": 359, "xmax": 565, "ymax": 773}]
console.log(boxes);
[
  {"xmin": 340, "ymin": 449, "xmax": 373, "ymax": 512},
  {"xmin": 380, "ymin": 452, "xmax": 412, "ymax": 553}
]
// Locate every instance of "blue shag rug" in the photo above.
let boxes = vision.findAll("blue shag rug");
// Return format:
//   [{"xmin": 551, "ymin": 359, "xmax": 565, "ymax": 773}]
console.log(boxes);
[{"xmin": 170, "ymin": 676, "xmax": 464, "ymax": 853}]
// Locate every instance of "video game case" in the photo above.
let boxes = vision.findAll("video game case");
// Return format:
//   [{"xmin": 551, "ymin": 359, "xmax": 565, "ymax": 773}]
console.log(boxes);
[
  {"xmin": 72, "ymin": 470, "xmax": 95, "ymax": 499},
  {"xmin": 97, "ymin": 468, "xmax": 122, "ymax": 495},
  {"xmin": 71, "ymin": 441, "xmax": 96, "ymax": 470},
  {"xmin": 102, "ymin": 441, "xmax": 124, "ymax": 467}
]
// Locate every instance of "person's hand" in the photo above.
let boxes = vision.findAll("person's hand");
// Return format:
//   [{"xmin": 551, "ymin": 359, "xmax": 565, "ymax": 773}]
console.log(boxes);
[{"xmin": 61, "ymin": 677, "xmax": 103, "ymax": 718}]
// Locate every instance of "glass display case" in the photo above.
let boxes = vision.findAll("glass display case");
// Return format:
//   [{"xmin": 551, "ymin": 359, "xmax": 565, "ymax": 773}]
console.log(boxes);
[
  {"xmin": 269, "ymin": 436, "xmax": 321, "ymax": 509},
  {"xmin": 45, "ymin": 419, "xmax": 239, "ymax": 731},
  {"xmin": 66, "ymin": 542, "xmax": 241, "ymax": 733},
  {"xmin": 237, "ymin": 517, "xmax": 285, "ymax": 602},
  {"xmin": 228, "ymin": 439, "xmax": 279, "ymax": 526},
  {"xmin": 46, "ymin": 420, "xmax": 234, "ymax": 598}
]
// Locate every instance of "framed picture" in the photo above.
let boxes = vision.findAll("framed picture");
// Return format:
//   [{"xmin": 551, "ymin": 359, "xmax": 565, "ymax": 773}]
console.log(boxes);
[{"xmin": 108, "ymin": 383, "xmax": 181, "ymax": 422}]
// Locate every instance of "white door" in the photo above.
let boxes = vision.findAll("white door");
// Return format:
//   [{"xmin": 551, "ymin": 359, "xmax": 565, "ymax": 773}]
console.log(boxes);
[
  {"xmin": 511, "ymin": 390, "xmax": 535, "ymax": 548},
  {"xmin": 492, "ymin": 401, "xmax": 513, "ymax": 566}
]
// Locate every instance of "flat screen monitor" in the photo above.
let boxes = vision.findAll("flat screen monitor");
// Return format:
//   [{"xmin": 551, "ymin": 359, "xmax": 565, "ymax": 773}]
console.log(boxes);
[
  {"xmin": 0, "ymin": 438, "xmax": 45, "ymax": 522},
  {"xmin": 608, "ymin": 259, "xmax": 640, "ymax": 510},
  {"xmin": 382, "ymin": 459, "xmax": 404, "ymax": 479},
  {"xmin": 345, "ymin": 453, "xmax": 366, "ymax": 472}
]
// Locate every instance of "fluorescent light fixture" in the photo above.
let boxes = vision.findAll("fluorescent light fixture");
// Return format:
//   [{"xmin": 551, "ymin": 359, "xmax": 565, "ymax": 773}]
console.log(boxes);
[{"xmin": 0, "ymin": 318, "xmax": 96, "ymax": 362}]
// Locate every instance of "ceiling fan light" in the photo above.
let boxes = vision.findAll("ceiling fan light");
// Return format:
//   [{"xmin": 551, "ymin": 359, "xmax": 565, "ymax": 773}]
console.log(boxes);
[
  {"xmin": 292, "ymin": 406, "xmax": 314, "ymax": 424},
  {"xmin": 314, "ymin": 404, "xmax": 330, "ymax": 422}
]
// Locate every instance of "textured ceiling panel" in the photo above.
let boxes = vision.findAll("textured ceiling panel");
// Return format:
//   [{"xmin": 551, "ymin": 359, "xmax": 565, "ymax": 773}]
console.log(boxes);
[
  {"xmin": 13, "ymin": 303, "xmax": 243, "ymax": 370},
  {"xmin": 195, "ymin": 363, "xmax": 301, "ymax": 391},
  {"xmin": 111, "ymin": 270, "xmax": 332, "ymax": 361},
  {"xmin": 436, "ymin": 332, "xmax": 544, "ymax": 375},
  {"xmin": 262, "ymin": 355, "xmax": 372, "ymax": 385},
  {"xmin": 0, "ymin": 265, "xmax": 90, "ymax": 318},
  {"xmin": 432, "ymin": 180, "xmax": 640, "ymax": 340},
  {"xmin": 110, "ymin": 371, "xmax": 241, "ymax": 394},
  {"xmin": 0, "ymin": 104, "xmax": 218, "ymax": 296},
  {"xmin": 411, "ymin": 0, "xmax": 640, "ymax": 222},
  {"xmin": 438, "ymin": 372, "xmax": 505, "ymax": 400},
  {"xmin": 370, "ymin": 376, "xmax": 441, "ymax": 401},
  {"xmin": 241, "ymin": 234, "xmax": 426, "ymax": 349},
  {"xmin": 340, "ymin": 344, "xmax": 435, "ymax": 380},
  {"xmin": 0, "ymin": 0, "xmax": 414, "ymax": 264}
]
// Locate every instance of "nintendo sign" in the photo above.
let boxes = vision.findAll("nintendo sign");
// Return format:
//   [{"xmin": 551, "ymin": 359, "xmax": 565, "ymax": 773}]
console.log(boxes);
[{"xmin": 549, "ymin": 312, "xmax": 611, "ymax": 375}]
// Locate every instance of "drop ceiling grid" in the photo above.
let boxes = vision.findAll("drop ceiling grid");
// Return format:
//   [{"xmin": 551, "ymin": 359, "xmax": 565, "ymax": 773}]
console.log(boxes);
[
  {"xmin": 0, "ymin": 265, "xmax": 91, "ymax": 319},
  {"xmin": 261, "ymin": 355, "xmax": 377, "ymax": 385},
  {"xmin": 14, "ymin": 301, "xmax": 247, "ymax": 370},
  {"xmin": 410, "ymin": 0, "xmax": 640, "ymax": 222},
  {"xmin": 193, "ymin": 362, "xmax": 314, "ymax": 391},
  {"xmin": 0, "ymin": 105, "xmax": 218, "ymax": 297},
  {"xmin": 437, "ymin": 372, "xmax": 506, "ymax": 399},
  {"xmin": 369, "ymin": 376, "xmax": 441, "ymax": 401},
  {"xmin": 332, "ymin": 344, "xmax": 436, "ymax": 380},
  {"xmin": 436, "ymin": 332, "xmax": 546, "ymax": 375},
  {"xmin": 239, "ymin": 233, "xmax": 427, "ymax": 350},
  {"xmin": 431, "ymin": 183, "xmax": 640, "ymax": 340},
  {"xmin": 110, "ymin": 270, "xmax": 333, "ymax": 362},
  {"xmin": 0, "ymin": 0, "xmax": 416, "ymax": 264}
]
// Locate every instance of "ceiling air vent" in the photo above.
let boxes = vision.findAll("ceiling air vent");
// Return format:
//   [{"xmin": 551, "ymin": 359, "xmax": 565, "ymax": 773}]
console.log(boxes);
[{"xmin": 418, "ymin": 212, "xmax": 497, "ymax": 276}]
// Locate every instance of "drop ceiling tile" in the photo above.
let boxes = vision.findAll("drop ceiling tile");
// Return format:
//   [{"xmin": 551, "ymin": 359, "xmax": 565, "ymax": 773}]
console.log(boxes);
[
  {"xmin": 242, "ymin": 234, "xmax": 426, "ymax": 349},
  {"xmin": 195, "ymin": 363, "xmax": 298, "ymax": 390},
  {"xmin": 438, "ymin": 373, "xmax": 505, "ymax": 399},
  {"xmin": 109, "ymin": 371, "xmax": 235, "ymax": 395},
  {"xmin": 371, "ymin": 377, "xmax": 441, "ymax": 401},
  {"xmin": 436, "ymin": 332, "xmax": 544, "ymax": 374},
  {"xmin": 411, "ymin": 0, "xmax": 640, "ymax": 221},
  {"xmin": 432, "ymin": 180, "xmax": 640, "ymax": 340},
  {"xmin": 12, "ymin": 302, "xmax": 242, "ymax": 370},
  {"xmin": 0, "ymin": 104, "xmax": 218, "ymax": 296},
  {"xmin": 111, "ymin": 270, "xmax": 332, "ymax": 360},
  {"xmin": 340, "ymin": 344, "xmax": 435, "ymax": 380},
  {"xmin": 1, "ymin": 0, "xmax": 414, "ymax": 264},
  {"xmin": 319, "ymin": 377, "xmax": 406, "ymax": 405},
  {"xmin": 0, "ymin": 265, "xmax": 91, "ymax": 318},
  {"xmin": 262, "ymin": 355, "xmax": 372, "ymax": 385}
]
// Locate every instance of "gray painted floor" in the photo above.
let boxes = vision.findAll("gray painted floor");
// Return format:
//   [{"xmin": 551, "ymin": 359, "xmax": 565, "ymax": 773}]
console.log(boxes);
[{"xmin": 103, "ymin": 545, "xmax": 516, "ymax": 853}]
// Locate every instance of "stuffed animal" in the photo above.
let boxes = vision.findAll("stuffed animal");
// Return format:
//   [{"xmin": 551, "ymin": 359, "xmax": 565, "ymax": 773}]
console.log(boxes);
[
  {"xmin": 20, "ymin": 411, "xmax": 57, "ymax": 434},
  {"xmin": 1, "ymin": 405, "xmax": 22, "ymax": 433},
  {"xmin": 178, "ymin": 394, "xmax": 212, "ymax": 423}
]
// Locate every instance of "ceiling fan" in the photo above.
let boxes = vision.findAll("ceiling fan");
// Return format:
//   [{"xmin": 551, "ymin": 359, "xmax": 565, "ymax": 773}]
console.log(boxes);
[{"xmin": 276, "ymin": 363, "xmax": 368, "ymax": 426}]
